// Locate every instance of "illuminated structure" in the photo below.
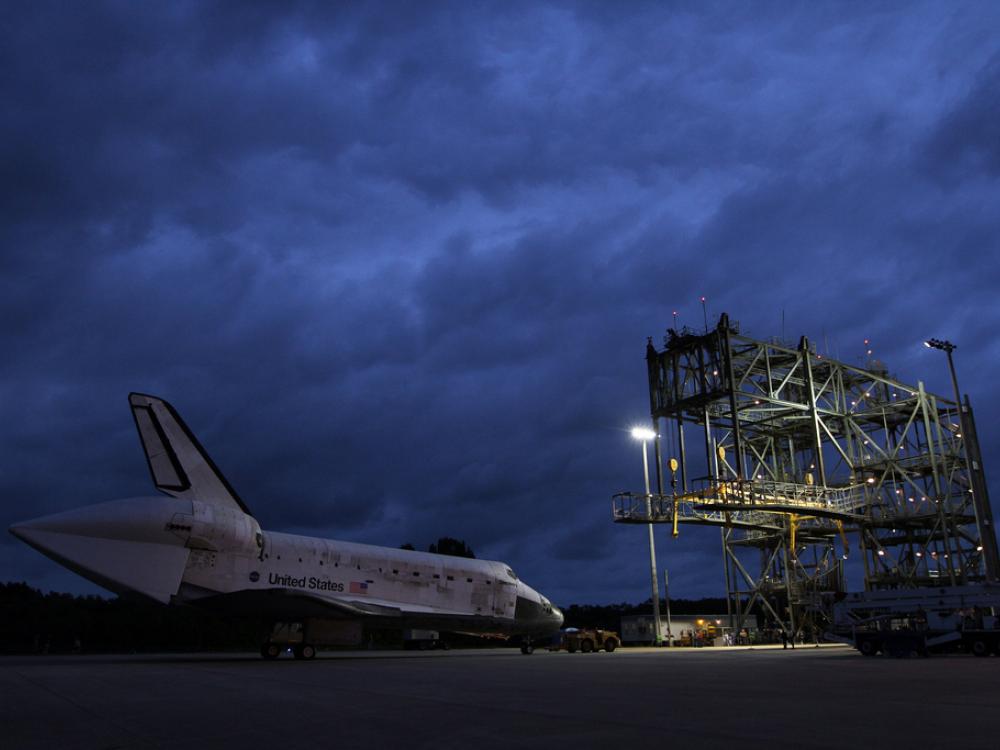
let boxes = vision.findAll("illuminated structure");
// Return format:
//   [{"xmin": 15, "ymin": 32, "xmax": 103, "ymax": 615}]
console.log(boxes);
[{"xmin": 612, "ymin": 314, "xmax": 999, "ymax": 639}]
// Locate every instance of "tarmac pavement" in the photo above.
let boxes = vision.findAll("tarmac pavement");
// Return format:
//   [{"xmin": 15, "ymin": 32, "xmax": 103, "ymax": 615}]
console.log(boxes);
[{"xmin": 2, "ymin": 644, "xmax": 997, "ymax": 749}]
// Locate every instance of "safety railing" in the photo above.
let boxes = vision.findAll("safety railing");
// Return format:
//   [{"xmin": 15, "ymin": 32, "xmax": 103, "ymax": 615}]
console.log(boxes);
[{"xmin": 612, "ymin": 478, "xmax": 867, "ymax": 531}]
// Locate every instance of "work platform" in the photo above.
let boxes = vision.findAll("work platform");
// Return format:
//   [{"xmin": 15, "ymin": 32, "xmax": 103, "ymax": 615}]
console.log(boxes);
[
  {"xmin": 612, "ymin": 313, "xmax": 999, "ymax": 639},
  {"xmin": 613, "ymin": 478, "xmax": 866, "ymax": 529}
]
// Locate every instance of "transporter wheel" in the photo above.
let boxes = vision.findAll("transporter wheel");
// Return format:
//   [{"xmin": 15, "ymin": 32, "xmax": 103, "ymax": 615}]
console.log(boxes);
[
  {"xmin": 971, "ymin": 639, "xmax": 990, "ymax": 657},
  {"xmin": 520, "ymin": 644, "xmax": 534, "ymax": 655},
  {"xmin": 567, "ymin": 642, "xmax": 577, "ymax": 653},
  {"xmin": 293, "ymin": 643, "xmax": 317, "ymax": 660},
  {"xmin": 858, "ymin": 639, "xmax": 879, "ymax": 657},
  {"xmin": 580, "ymin": 638, "xmax": 594, "ymax": 653},
  {"xmin": 261, "ymin": 643, "xmax": 281, "ymax": 660},
  {"xmin": 604, "ymin": 638, "xmax": 618, "ymax": 653}
]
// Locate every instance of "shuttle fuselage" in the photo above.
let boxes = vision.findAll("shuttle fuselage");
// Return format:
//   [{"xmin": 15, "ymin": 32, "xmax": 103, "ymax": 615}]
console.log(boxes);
[{"xmin": 9, "ymin": 394, "xmax": 563, "ymax": 657}]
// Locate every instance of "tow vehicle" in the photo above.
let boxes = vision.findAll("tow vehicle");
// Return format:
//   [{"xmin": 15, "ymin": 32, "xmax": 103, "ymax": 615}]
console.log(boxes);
[{"xmin": 548, "ymin": 628, "xmax": 620, "ymax": 653}]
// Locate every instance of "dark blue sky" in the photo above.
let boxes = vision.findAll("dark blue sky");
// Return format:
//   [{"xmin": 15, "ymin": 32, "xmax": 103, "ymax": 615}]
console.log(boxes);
[{"xmin": 3, "ymin": 2, "xmax": 1000, "ymax": 605}]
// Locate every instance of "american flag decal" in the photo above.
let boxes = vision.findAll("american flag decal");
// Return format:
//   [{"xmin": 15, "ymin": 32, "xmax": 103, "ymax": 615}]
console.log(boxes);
[{"xmin": 349, "ymin": 581, "xmax": 369, "ymax": 594}]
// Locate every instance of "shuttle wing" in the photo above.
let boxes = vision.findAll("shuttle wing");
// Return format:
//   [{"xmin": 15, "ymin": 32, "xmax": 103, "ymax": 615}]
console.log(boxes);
[
  {"xmin": 129, "ymin": 393, "xmax": 252, "ymax": 516},
  {"xmin": 182, "ymin": 586, "xmax": 481, "ymax": 623},
  {"xmin": 183, "ymin": 586, "xmax": 405, "ymax": 620}
]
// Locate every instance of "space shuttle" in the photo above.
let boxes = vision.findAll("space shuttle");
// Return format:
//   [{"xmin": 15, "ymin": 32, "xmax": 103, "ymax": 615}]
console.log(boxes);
[{"xmin": 9, "ymin": 394, "xmax": 563, "ymax": 658}]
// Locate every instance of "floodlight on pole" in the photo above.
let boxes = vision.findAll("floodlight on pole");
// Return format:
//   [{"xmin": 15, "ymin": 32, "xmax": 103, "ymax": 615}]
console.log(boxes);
[
  {"xmin": 924, "ymin": 338, "xmax": 955, "ymax": 354},
  {"xmin": 631, "ymin": 426, "xmax": 663, "ymax": 644},
  {"xmin": 924, "ymin": 338, "xmax": 961, "ymax": 415},
  {"xmin": 631, "ymin": 427, "xmax": 657, "ymax": 441},
  {"xmin": 923, "ymin": 337, "xmax": 999, "ymax": 581}
]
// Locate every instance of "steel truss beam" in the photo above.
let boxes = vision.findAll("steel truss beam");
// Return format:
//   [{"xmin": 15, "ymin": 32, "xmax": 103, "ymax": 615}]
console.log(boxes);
[{"xmin": 616, "ymin": 313, "xmax": 998, "ymax": 635}]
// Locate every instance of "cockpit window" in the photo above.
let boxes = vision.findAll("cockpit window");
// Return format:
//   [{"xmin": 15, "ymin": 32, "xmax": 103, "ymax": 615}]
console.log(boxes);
[{"xmin": 505, "ymin": 567, "xmax": 518, "ymax": 580}]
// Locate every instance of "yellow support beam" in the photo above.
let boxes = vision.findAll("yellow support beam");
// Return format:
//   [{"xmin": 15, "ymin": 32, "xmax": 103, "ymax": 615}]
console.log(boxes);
[{"xmin": 835, "ymin": 519, "xmax": 849, "ymax": 558}]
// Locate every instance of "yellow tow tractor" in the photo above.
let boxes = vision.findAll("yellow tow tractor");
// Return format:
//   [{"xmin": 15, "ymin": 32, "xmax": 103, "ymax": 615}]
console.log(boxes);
[{"xmin": 549, "ymin": 628, "xmax": 620, "ymax": 653}]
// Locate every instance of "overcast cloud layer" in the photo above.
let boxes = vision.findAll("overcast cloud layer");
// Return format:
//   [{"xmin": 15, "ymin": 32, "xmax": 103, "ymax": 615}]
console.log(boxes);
[{"xmin": 3, "ymin": 1, "xmax": 1000, "ymax": 605}]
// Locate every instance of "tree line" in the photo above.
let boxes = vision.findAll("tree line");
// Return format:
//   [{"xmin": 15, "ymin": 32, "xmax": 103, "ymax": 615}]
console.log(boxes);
[
  {"xmin": 0, "ymin": 581, "xmax": 728, "ymax": 654},
  {"xmin": 0, "ymin": 537, "xmax": 729, "ymax": 652},
  {"xmin": 400, "ymin": 537, "xmax": 476, "ymax": 558},
  {"xmin": 0, "ymin": 582, "xmax": 262, "ymax": 654}
]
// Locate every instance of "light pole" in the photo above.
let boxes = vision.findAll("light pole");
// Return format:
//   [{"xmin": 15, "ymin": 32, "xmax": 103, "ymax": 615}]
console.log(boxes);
[
  {"xmin": 632, "ymin": 427, "xmax": 663, "ymax": 645},
  {"xmin": 664, "ymin": 568, "xmax": 672, "ymax": 647},
  {"xmin": 924, "ymin": 338, "xmax": 998, "ymax": 581},
  {"xmin": 924, "ymin": 338, "xmax": 962, "ymax": 409}
]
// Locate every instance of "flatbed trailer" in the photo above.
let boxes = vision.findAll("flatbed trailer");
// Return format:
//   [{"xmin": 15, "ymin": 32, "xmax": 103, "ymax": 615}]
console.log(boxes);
[{"xmin": 832, "ymin": 584, "xmax": 1000, "ymax": 657}]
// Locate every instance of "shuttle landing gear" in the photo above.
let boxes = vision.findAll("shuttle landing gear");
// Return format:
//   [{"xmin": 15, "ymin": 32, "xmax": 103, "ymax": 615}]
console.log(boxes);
[
  {"xmin": 260, "ymin": 621, "xmax": 318, "ymax": 660},
  {"xmin": 520, "ymin": 639, "xmax": 534, "ymax": 655},
  {"xmin": 259, "ymin": 640, "xmax": 316, "ymax": 659}
]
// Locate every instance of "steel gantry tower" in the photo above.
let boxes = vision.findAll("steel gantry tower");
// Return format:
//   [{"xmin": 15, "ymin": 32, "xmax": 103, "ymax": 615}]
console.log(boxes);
[{"xmin": 612, "ymin": 314, "xmax": 999, "ymax": 639}]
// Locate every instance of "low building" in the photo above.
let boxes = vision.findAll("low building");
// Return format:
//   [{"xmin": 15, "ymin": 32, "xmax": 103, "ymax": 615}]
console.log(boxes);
[{"xmin": 620, "ymin": 614, "xmax": 730, "ymax": 646}]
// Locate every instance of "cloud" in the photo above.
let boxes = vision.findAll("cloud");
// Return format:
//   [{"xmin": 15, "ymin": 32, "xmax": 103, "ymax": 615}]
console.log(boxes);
[
  {"xmin": 924, "ymin": 51, "xmax": 1000, "ymax": 182},
  {"xmin": 2, "ymin": 1, "xmax": 1000, "ymax": 607}
]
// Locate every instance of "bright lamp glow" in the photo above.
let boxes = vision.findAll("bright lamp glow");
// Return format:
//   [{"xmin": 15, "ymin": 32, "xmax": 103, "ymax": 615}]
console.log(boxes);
[
  {"xmin": 631, "ymin": 427, "xmax": 657, "ymax": 441},
  {"xmin": 925, "ymin": 338, "xmax": 956, "ymax": 353}
]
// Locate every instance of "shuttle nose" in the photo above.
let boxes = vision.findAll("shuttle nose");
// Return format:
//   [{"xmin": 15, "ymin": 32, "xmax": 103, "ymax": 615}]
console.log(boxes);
[
  {"xmin": 514, "ymin": 581, "xmax": 563, "ymax": 638},
  {"xmin": 552, "ymin": 605, "xmax": 565, "ymax": 628}
]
